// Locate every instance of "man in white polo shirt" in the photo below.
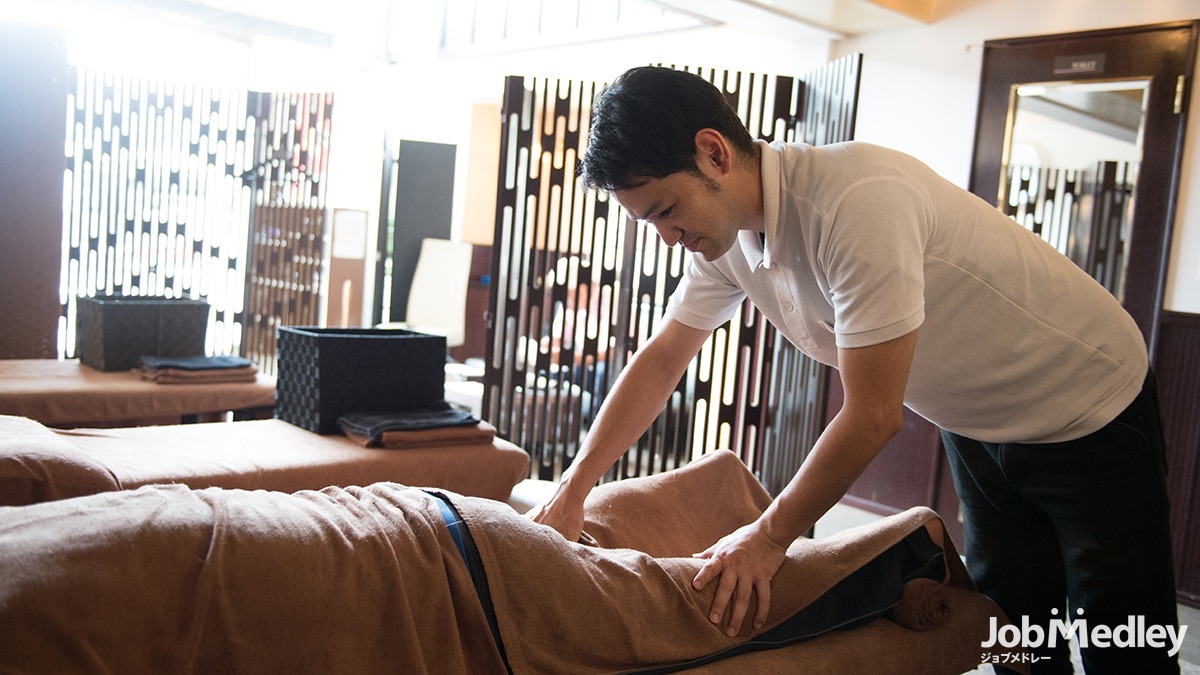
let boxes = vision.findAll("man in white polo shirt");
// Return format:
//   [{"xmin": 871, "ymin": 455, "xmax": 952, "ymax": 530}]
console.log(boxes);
[{"xmin": 531, "ymin": 66, "xmax": 1179, "ymax": 674}]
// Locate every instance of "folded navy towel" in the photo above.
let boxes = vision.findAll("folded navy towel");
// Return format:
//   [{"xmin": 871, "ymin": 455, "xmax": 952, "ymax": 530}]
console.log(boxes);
[
  {"xmin": 138, "ymin": 355, "xmax": 254, "ymax": 371},
  {"xmin": 337, "ymin": 403, "xmax": 480, "ymax": 443}
]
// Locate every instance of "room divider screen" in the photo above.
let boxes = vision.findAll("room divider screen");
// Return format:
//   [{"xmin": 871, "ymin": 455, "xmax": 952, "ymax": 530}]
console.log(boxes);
[
  {"xmin": 62, "ymin": 69, "xmax": 332, "ymax": 373},
  {"xmin": 483, "ymin": 56, "xmax": 861, "ymax": 493}
]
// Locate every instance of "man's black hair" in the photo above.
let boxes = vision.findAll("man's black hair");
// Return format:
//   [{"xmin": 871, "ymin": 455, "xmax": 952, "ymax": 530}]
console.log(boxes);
[{"xmin": 578, "ymin": 66, "xmax": 758, "ymax": 191}]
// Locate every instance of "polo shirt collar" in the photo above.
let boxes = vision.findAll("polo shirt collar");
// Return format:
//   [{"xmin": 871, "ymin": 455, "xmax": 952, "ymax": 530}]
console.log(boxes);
[{"xmin": 736, "ymin": 139, "xmax": 779, "ymax": 271}]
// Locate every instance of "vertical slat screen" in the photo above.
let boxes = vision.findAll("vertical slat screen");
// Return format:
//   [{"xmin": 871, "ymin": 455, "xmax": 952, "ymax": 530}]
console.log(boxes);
[
  {"xmin": 485, "ymin": 55, "xmax": 861, "ymax": 491},
  {"xmin": 63, "ymin": 70, "xmax": 252, "ymax": 358},
  {"xmin": 1004, "ymin": 166, "xmax": 1082, "ymax": 256},
  {"xmin": 62, "ymin": 69, "xmax": 332, "ymax": 372},
  {"xmin": 1003, "ymin": 160, "xmax": 1135, "ymax": 299},
  {"xmin": 1083, "ymin": 161, "xmax": 1134, "ymax": 298},
  {"xmin": 241, "ymin": 91, "xmax": 334, "ymax": 373},
  {"xmin": 747, "ymin": 55, "xmax": 862, "ymax": 495},
  {"xmin": 486, "ymin": 75, "xmax": 611, "ymax": 481}
]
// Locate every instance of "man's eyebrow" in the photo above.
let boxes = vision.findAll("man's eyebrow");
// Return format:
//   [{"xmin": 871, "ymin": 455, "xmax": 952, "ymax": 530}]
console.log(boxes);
[{"xmin": 629, "ymin": 200, "xmax": 663, "ymax": 222}]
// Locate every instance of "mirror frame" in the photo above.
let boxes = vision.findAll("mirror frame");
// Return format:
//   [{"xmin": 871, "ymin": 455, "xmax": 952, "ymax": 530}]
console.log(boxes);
[{"xmin": 969, "ymin": 21, "xmax": 1199, "ymax": 356}]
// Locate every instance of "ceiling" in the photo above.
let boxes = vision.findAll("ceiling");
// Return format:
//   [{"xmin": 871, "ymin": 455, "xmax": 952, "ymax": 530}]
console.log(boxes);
[
  {"xmin": 3, "ymin": 0, "xmax": 933, "ymax": 57},
  {"xmin": 437, "ymin": 0, "xmax": 934, "ymax": 58},
  {"xmin": 646, "ymin": 0, "xmax": 932, "ymax": 41}
]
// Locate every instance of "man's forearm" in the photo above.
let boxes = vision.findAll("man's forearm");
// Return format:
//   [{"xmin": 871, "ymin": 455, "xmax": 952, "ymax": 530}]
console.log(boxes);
[
  {"xmin": 559, "ymin": 320, "xmax": 711, "ymax": 497},
  {"xmin": 756, "ymin": 409, "xmax": 897, "ymax": 547},
  {"xmin": 756, "ymin": 331, "xmax": 917, "ymax": 547}
]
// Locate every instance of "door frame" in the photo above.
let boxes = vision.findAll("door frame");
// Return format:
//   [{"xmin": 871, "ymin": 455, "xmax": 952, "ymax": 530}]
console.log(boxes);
[{"xmin": 968, "ymin": 20, "xmax": 1199, "ymax": 357}]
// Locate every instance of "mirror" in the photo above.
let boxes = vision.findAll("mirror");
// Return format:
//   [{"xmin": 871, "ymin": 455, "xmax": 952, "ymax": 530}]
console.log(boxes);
[
  {"xmin": 1000, "ymin": 79, "xmax": 1149, "ymax": 302},
  {"xmin": 968, "ymin": 21, "xmax": 1198, "ymax": 349}
]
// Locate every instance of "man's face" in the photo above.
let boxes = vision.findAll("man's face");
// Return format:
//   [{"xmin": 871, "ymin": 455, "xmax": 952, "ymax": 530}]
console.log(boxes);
[{"xmin": 612, "ymin": 164, "xmax": 741, "ymax": 262}]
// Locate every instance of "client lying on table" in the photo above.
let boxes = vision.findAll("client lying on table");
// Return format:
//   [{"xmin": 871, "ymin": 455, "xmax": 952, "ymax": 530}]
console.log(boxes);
[{"xmin": 0, "ymin": 450, "xmax": 1011, "ymax": 674}]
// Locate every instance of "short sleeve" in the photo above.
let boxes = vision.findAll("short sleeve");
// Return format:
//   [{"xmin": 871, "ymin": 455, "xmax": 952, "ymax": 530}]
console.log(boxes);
[
  {"xmin": 662, "ymin": 256, "xmax": 746, "ymax": 331},
  {"xmin": 822, "ymin": 178, "xmax": 927, "ymax": 348}
]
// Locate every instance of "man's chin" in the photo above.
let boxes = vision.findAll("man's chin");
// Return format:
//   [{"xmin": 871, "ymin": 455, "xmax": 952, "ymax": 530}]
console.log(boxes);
[{"xmin": 697, "ymin": 241, "xmax": 734, "ymax": 262}]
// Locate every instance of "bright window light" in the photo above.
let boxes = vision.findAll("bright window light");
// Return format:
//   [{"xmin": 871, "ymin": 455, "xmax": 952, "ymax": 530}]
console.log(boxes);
[
  {"xmin": 67, "ymin": 24, "xmax": 250, "ymax": 86},
  {"xmin": 0, "ymin": 1, "xmax": 251, "ymax": 86}
]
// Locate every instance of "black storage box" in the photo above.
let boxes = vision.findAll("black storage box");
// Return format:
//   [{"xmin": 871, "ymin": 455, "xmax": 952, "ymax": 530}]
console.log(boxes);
[
  {"xmin": 76, "ymin": 295, "xmax": 211, "ymax": 371},
  {"xmin": 275, "ymin": 326, "xmax": 447, "ymax": 434}
]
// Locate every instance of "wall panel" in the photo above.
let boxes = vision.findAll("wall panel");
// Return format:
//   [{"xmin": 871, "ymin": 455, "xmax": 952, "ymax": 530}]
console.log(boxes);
[
  {"xmin": 0, "ymin": 23, "xmax": 68, "ymax": 359},
  {"xmin": 1156, "ymin": 311, "xmax": 1200, "ymax": 606}
]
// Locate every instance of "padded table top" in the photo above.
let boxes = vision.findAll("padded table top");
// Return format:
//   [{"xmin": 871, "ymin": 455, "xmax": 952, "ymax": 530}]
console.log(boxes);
[
  {"xmin": 0, "ymin": 359, "xmax": 276, "ymax": 426},
  {"xmin": 1, "ymin": 416, "xmax": 530, "ymax": 504}
]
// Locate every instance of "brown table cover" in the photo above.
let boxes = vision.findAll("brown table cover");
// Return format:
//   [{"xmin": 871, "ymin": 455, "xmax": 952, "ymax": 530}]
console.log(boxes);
[
  {"xmin": 0, "ymin": 415, "xmax": 530, "ymax": 504},
  {"xmin": 0, "ymin": 359, "xmax": 276, "ymax": 426}
]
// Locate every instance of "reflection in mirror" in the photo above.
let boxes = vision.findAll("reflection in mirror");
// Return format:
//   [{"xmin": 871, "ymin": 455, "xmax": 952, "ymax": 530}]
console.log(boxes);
[{"xmin": 1000, "ymin": 79, "xmax": 1149, "ymax": 302}]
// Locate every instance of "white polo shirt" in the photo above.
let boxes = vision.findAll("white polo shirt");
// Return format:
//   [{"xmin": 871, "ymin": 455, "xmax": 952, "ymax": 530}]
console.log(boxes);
[{"xmin": 663, "ymin": 140, "xmax": 1147, "ymax": 444}]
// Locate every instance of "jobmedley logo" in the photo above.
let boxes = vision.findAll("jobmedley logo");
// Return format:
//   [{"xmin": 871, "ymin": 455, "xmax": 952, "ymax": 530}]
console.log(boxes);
[{"xmin": 982, "ymin": 609, "xmax": 1189, "ymax": 658}]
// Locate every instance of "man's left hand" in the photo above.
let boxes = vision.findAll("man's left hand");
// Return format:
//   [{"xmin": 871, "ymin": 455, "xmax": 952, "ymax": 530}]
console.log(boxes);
[{"xmin": 692, "ymin": 523, "xmax": 787, "ymax": 637}]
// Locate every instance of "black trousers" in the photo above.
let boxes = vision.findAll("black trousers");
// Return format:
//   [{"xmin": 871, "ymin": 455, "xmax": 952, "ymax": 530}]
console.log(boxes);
[{"xmin": 942, "ymin": 373, "xmax": 1180, "ymax": 674}]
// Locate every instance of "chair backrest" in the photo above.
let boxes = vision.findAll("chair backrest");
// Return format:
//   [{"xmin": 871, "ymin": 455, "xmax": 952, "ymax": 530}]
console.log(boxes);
[{"xmin": 405, "ymin": 238, "xmax": 473, "ymax": 349}]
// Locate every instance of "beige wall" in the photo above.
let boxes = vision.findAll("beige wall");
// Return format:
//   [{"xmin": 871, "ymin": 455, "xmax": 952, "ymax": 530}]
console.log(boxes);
[{"xmin": 462, "ymin": 103, "xmax": 501, "ymax": 246}]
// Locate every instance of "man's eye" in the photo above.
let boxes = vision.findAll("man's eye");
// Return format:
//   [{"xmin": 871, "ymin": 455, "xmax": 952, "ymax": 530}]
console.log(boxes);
[{"xmin": 658, "ymin": 207, "xmax": 673, "ymax": 218}]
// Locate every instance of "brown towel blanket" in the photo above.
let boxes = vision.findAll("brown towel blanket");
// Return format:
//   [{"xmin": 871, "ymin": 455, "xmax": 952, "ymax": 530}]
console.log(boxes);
[
  {"xmin": 0, "ymin": 450, "xmax": 1010, "ymax": 674},
  {"xmin": 136, "ymin": 365, "xmax": 260, "ymax": 384},
  {"xmin": 467, "ymin": 450, "xmax": 976, "ymax": 673}
]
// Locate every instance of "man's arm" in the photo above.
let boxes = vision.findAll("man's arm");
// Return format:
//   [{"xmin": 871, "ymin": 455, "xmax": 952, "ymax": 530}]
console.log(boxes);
[
  {"xmin": 693, "ymin": 329, "xmax": 918, "ymax": 636},
  {"xmin": 531, "ymin": 318, "xmax": 713, "ymax": 540}
]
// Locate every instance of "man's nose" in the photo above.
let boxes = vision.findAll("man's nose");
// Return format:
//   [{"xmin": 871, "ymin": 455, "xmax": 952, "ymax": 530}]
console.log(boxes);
[{"xmin": 654, "ymin": 222, "xmax": 682, "ymax": 246}]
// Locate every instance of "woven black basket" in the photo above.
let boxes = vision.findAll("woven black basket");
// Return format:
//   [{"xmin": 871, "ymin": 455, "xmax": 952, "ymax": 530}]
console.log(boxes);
[
  {"xmin": 76, "ymin": 295, "xmax": 210, "ymax": 371},
  {"xmin": 275, "ymin": 326, "xmax": 447, "ymax": 434}
]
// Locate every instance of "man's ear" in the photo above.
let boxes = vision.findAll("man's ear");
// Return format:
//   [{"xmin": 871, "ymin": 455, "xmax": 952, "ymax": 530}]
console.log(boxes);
[{"xmin": 693, "ymin": 129, "xmax": 733, "ymax": 175}]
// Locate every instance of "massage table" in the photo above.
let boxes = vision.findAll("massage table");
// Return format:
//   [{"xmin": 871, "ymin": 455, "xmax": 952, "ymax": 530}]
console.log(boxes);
[
  {"xmin": 0, "ymin": 414, "xmax": 530, "ymax": 505},
  {"xmin": 0, "ymin": 448, "xmax": 1026, "ymax": 674},
  {"xmin": 0, "ymin": 358, "xmax": 276, "ymax": 427}
]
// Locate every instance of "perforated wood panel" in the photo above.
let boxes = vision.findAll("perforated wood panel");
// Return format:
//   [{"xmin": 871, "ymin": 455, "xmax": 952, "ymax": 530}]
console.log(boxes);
[
  {"xmin": 1003, "ymin": 160, "xmax": 1134, "ymax": 299},
  {"xmin": 485, "ymin": 56, "xmax": 861, "ymax": 491},
  {"xmin": 241, "ymin": 90, "xmax": 333, "ymax": 374},
  {"xmin": 62, "ymin": 71, "xmax": 332, "ymax": 372}
]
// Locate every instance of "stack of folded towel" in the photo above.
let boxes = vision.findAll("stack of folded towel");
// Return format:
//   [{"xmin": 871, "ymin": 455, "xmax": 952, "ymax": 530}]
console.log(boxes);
[
  {"xmin": 337, "ymin": 402, "xmax": 495, "ymax": 449},
  {"xmin": 135, "ymin": 355, "xmax": 259, "ymax": 384}
]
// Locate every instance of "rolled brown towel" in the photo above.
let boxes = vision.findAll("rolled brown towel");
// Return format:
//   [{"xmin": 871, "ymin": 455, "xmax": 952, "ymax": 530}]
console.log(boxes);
[{"xmin": 888, "ymin": 577, "xmax": 953, "ymax": 631}]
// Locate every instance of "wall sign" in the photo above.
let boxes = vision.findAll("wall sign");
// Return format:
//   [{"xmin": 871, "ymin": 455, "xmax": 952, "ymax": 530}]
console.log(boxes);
[{"xmin": 1053, "ymin": 53, "xmax": 1106, "ymax": 75}]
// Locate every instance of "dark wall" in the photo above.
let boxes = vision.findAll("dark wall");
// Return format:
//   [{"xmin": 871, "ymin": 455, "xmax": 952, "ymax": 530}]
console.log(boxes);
[{"xmin": 0, "ymin": 23, "xmax": 68, "ymax": 358}]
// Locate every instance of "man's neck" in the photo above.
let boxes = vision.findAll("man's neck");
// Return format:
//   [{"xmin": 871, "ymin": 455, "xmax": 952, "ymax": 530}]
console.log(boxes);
[{"xmin": 739, "ymin": 144, "xmax": 766, "ymax": 233}]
